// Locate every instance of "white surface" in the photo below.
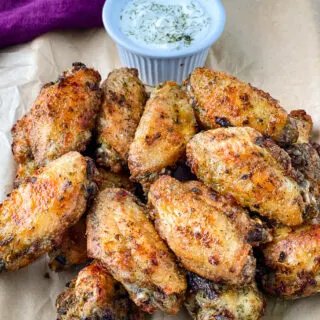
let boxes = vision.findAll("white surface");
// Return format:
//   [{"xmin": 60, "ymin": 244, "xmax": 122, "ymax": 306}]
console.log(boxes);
[{"xmin": 0, "ymin": 0, "xmax": 319, "ymax": 319}]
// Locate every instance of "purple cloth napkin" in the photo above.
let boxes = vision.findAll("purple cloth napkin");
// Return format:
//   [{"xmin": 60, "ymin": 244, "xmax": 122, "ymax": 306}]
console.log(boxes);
[{"xmin": 0, "ymin": 0, "xmax": 105, "ymax": 48}]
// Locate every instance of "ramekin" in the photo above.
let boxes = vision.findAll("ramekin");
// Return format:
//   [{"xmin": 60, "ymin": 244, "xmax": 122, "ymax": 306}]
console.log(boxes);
[{"xmin": 102, "ymin": 0, "xmax": 226, "ymax": 86}]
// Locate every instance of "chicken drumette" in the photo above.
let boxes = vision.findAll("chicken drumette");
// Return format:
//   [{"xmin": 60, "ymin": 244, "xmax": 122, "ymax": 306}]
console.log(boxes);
[
  {"xmin": 87, "ymin": 188, "xmax": 187, "ymax": 314},
  {"xmin": 260, "ymin": 224, "xmax": 320, "ymax": 299},
  {"xmin": 56, "ymin": 261, "xmax": 145, "ymax": 320},
  {"xmin": 0, "ymin": 152, "xmax": 97, "ymax": 272},
  {"xmin": 96, "ymin": 68, "xmax": 147, "ymax": 172}
]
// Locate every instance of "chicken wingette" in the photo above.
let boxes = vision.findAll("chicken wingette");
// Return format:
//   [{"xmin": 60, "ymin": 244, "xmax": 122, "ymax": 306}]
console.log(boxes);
[
  {"xmin": 187, "ymin": 127, "xmax": 305, "ymax": 226},
  {"xmin": 185, "ymin": 273, "xmax": 265, "ymax": 320},
  {"xmin": 260, "ymin": 224, "xmax": 320, "ymax": 299},
  {"xmin": 184, "ymin": 67, "xmax": 297, "ymax": 145},
  {"xmin": 87, "ymin": 188, "xmax": 187, "ymax": 314},
  {"xmin": 11, "ymin": 63, "xmax": 102, "ymax": 183},
  {"xmin": 49, "ymin": 167, "xmax": 134, "ymax": 272},
  {"xmin": 0, "ymin": 152, "xmax": 97, "ymax": 272},
  {"xmin": 96, "ymin": 68, "xmax": 147, "ymax": 172},
  {"xmin": 56, "ymin": 261, "xmax": 145, "ymax": 320},
  {"xmin": 148, "ymin": 176, "xmax": 257, "ymax": 285},
  {"xmin": 128, "ymin": 81, "xmax": 197, "ymax": 192}
]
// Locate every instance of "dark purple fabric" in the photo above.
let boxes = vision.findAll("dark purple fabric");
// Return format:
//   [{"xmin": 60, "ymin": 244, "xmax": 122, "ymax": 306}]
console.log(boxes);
[{"xmin": 0, "ymin": 0, "xmax": 105, "ymax": 48}]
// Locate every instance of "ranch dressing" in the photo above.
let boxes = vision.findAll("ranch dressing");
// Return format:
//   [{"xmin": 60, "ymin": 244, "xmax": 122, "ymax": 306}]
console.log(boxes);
[{"xmin": 120, "ymin": 0, "xmax": 212, "ymax": 51}]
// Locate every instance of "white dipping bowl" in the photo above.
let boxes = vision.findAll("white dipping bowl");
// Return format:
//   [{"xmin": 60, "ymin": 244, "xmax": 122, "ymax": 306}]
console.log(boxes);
[{"xmin": 102, "ymin": 0, "xmax": 225, "ymax": 86}]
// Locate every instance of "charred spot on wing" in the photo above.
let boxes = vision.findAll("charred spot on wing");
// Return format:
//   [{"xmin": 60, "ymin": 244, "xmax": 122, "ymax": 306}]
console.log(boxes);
[
  {"xmin": 55, "ymin": 255, "xmax": 67, "ymax": 266},
  {"xmin": 215, "ymin": 117, "xmax": 232, "ymax": 128},
  {"xmin": 187, "ymin": 272, "xmax": 218, "ymax": 300}
]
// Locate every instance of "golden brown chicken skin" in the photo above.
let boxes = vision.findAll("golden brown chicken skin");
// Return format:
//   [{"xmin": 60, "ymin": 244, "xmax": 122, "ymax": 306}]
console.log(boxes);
[
  {"xmin": 49, "ymin": 168, "xmax": 135, "ymax": 272},
  {"xmin": 185, "ymin": 68, "xmax": 297, "ymax": 145},
  {"xmin": 11, "ymin": 62, "xmax": 102, "ymax": 170},
  {"xmin": 185, "ymin": 273, "xmax": 265, "ymax": 320},
  {"xmin": 96, "ymin": 68, "xmax": 147, "ymax": 172},
  {"xmin": 187, "ymin": 127, "xmax": 305, "ymax": 226},
  {"xmin": 148, "ymin": 176, "xmax": 256, "ymax": 285},
  {"xmin": 260, "ymin": 224, "xmax": 320, "ymax": 299},
  {"xmin": 128, "ymin": 81, "xmax": 197, "ymax": 192},
  {"xmin": 48, "ymin": 216, "xmax": 88, "ymax": 272},
  {"xmin": 87, "ymin": 188, "xmax": 186, "ymax": 314},
  {"xmin": 0, "ymin": 152, "xmax": 97, "ymax": 272},
  {"xmin": 56, "ymin": 261, "xmax": 145, "ymax": 320}
]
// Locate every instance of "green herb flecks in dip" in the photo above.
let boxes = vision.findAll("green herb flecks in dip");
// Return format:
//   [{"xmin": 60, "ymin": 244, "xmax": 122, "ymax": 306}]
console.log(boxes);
[{"xmin": 120, "ymin": 0, "xmax": 212, "ymax": 50}]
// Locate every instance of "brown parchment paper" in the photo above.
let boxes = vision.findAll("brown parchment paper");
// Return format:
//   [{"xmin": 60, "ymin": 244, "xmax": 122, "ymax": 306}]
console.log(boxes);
[{"xmin": 0, "ymin": 0, "xmax": 319, "ymax": 319}]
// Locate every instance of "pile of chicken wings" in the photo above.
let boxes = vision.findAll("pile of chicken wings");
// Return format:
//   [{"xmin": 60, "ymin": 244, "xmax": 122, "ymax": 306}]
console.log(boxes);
[{"xmin": 2, "ymin": 62, "xmax": 320, "ymax": 320}]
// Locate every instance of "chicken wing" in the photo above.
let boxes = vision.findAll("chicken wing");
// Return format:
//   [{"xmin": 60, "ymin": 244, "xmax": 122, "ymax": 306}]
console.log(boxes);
[
  {"xmin": 148, "ymin": 176, "xmax": 256, "ymax": 285},
  {"xmin": 87, "ymin": 188, "xmax": 186, "ymax": 314},
  {"xmin": 260, "ymin": 224, "xmax": 320, "ymax": 299},
  {"xmin": 0, "ymin": 152, "xmax": 97, "ymax": 272},
  {"xmin": 186, "ymin": 127, "xmax": 305, "ymax": 226},
  {"xmin": 185, "ymin": 273, "xmax": 265, "ymax": 320},
  {"xmin": 11, "ymin": 62, "xmax": 102, "ymax": 172},
  {"xmin": 96, "ymin": 68, "xmax": 147, "ymax": 172},
  {"xmin": 56, "ymin": 261, "xmax": 145, "ymax": 320},
  {"xmin": 128, "ymin": 81, "xmax": 197, "ymax": 192},
  {"xmin": 184, "ymin": 68, "xmax": 297, "ymax": 145}
]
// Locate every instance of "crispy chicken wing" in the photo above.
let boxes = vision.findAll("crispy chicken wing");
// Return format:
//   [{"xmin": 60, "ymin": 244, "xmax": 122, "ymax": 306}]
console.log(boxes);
[
  {"xmin": 185, "ymin": 273, "xmax": 265, "ymax": 320},
  {"xmin": 187, "ymin": 127, "xmax": 305, "ymax": 226},
  {"xmin": 289, "ymin": 110, "xmax": 313, "ymax": 143},
  {"xmin": 148, "ymin": 176, "xmax": 256, "ymax": 285},
  {"xmin": 11, "ymin": 62, "xmax": 102, "ymax": 173},
  {"xmin": 0, "ymin": 152, "xmax": 97, "ymax": 272},
  {"xmin": 260, "ymin": 224, "xmax": 320, "ymax": 299},
  {"xmin": 96, "ymin": 68, "xmax": 147, "ymax": 172},
  {"xmin": 184, "ymin": 68, "xmax": 297, "ymax": 145},
  {"xmin": 56, "ymin": 261, "xmax": 145, "ymax": 320},
  {"xmin": 87, "ymin": 188, "xmax": 186, "ymax": 314},
  {"xmin": 128, "ymin": 81, "xmax": 197, "ymax": 192}
]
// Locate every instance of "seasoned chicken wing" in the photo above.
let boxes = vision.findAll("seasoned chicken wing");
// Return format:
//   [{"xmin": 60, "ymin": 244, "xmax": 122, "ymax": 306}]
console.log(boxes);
[
  {"xmin": 11, "ymin": 62, "xmax": 102, "ymax": 174},
  {"xmin": 289, "ymin": 109, "xmax": 313, "ymax": 143},
  {"xmin": 128, "ymin": 81, "xmax": 197, "ymax": 192},
  {"xmin": 185, "ymin": 273, "xmax": 265, "ymax": 320},
  {"xmin": 56, "ymin": 261, "xmax": 145, "ymax": 320},
  {"xmin": 87, "ymin": 188, "xmax": 186, "ymax": 314},
  {"xmin": 260, "ymin": 224, "xmax": 320, "ymax": 299},
  {"xmin": 185, "ymin": 68, "xmax": 297, "ymax": 145},
  {"xmin": 0, "ymin": 152, "xmax": 97, "ymax": 272},
  {"xmin": 148, "ymin": 176, "xmax": 256, "ymax": 285},
  {"xmin": 48, "ymin": 216, "xmax": 88, "ymax": 272},
  {"xmin": 49, "ymin": 168, "xmax": 134, "ymax": 272},
  {"xmin": 96, "ymin": 68, "xmax": 147, "ymax": 172},
  {"xmin": 187, "ymin": 127, "xmax": 305, "ymax": 226}
]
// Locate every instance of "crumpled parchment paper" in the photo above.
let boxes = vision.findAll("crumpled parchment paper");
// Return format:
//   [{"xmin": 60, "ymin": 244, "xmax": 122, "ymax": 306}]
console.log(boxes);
[{"xmin": 0, "ymin": 0, "xmax": 319, "ymax": 319}]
